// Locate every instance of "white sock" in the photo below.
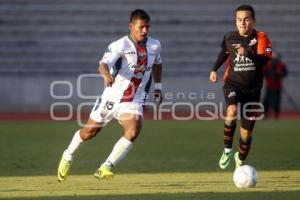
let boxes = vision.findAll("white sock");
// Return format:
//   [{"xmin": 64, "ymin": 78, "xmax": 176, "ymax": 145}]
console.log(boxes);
[
  {"xmin": 103, "ymin": 137, "xmax": 133, "ymax": 167},
  {"xmin": 63, "ymin": 130, "xmax": 83, "ymax": 161},
  {"xmin": 224, "ymin": 148, "xmax": 232, "ymax": 154}
]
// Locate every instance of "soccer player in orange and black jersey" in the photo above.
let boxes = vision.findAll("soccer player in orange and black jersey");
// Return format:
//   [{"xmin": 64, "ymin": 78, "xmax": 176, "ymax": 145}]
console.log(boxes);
[{"xmin": 209, "ymin": 5, "xmax": 272, "ymax": 169}]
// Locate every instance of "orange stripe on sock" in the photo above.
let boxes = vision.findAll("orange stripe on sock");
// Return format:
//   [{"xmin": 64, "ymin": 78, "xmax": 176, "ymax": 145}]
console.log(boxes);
[
  {"xmin": 224, "ymin": 136, "xmax": 232, "ymax": 141},
  {"xmin": 241, "ymin": 144, "xmax": 249, "ymax": 150},
  {"xmin": 224, "ymin": 127, "xmax": 232, "ymax": 132},
  {"xmin": 239, "ymin": 148, "xmax": 247, "ymax": 154}
]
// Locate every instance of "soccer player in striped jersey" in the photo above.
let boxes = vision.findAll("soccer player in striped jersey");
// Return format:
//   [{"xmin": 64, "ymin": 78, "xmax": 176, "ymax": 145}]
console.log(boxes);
[
  {"xmin": 58, "ymin": 9, "xmax": 163, "ymax": 181},
  {"xmin": 209, "ymin": 5, "xmax": 272, "ymax": 169}
]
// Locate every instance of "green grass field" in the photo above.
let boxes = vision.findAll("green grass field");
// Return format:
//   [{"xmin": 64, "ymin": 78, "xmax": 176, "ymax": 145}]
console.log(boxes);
[{"xmin": 0, "ymin": 120, "xmax": 300, "ymax": 200}]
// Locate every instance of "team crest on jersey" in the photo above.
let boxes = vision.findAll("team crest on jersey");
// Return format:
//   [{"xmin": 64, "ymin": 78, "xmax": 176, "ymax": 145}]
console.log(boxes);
[
  {"xmin": 249, "ymin": 38, "xmax": 257, "ymax": 46},
  {"xmin": 138, "ymin": 49, "xmax": 147, "ymax": 60}
]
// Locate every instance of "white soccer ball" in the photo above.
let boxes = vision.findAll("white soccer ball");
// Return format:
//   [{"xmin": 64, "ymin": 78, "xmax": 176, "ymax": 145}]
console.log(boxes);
[{"xmin": 233, "ymin": 165, "xmax": 257, "ymax": 188}]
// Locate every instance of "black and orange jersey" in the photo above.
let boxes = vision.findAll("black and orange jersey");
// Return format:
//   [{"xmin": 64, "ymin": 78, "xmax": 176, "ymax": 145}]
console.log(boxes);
[{"xmin": 212, "ymin": 29, "xmax": 272, "ymax": 91}]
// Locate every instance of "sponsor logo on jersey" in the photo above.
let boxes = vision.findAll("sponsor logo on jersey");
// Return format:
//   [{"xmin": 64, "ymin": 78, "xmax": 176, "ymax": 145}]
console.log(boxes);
[
  {"xmin": 233, "ymin": 53, "xmax": 255, "ymax": 71},
  {"xmin": 130, "ymin": 64, "xmax": 151, "ymax": 72},
  {"xmin": 124, "ymin": 51, "xmax": 136, "ymax": 55}
]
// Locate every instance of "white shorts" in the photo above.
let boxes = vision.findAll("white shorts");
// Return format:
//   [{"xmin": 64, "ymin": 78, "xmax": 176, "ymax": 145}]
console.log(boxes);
[{"xmin": 90, "ymin": 98, "xmax": 143, "ymax": 126}]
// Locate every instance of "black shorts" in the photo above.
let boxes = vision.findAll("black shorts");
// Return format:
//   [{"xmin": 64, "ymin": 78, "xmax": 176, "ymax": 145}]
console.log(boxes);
[{"xmin": 223, "ymin": 82, "xmax": 261, "ymax": 131}]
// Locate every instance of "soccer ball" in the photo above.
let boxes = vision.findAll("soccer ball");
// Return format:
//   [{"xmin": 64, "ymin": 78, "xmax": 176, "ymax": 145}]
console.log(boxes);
[{"xmin": 233, "ymin": 165, "xmax": 257, "ymax": 188}]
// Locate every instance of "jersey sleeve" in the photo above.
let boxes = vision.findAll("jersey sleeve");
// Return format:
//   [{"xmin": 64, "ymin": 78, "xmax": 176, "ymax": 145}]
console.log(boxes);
[
  {"xmin": 99, "ymin": 41, "xmax": 122, "ymax": 68},
  {"xmin": 211, "ymin": 35, "xmax": 229, "ymax": 71},
  {"xmin": 246, "ymin": 31, "xmax": 272, "ymax": 66},
  {"xmin": 257, "ymin": 32, "xmax": 272, "ymax": 59},
  {"xmin": 220, "ymin": 35, "xmax": 227, "ymax": 50},
  {"xmin": 154, "ymin": 42, "xmax": 162, "ymax": 65}
]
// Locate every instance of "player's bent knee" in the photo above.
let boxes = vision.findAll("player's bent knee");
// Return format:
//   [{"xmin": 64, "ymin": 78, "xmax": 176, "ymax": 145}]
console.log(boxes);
[
  {"xmin": 226, "ymin": 106, "xmax": 237, "ymax": 120},
  {"xmin": 124, "ymin": 130, "xmax": 140, "ymax": 142},
  {"xmin": 225, "ymin": 119, "xmax": 236, "ymax": 126},
  {"xmin": 227, "ymin": 109, "xmax": 237, "ymax": 116}
]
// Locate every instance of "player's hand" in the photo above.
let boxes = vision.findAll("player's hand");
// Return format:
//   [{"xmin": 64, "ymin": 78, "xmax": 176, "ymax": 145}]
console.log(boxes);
[
  {"xmin": 103, "ymin": 74, "xmax": 115, "ymax": 87},
  {"xmin": 153, "ymin": 89, "xmax": 163, "ymax": 105},
  {"xmin": 209, "ymin": 71, "xmax": 218, "ymax": 83}
]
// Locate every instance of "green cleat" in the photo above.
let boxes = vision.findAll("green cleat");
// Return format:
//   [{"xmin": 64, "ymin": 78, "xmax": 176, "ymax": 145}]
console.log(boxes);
[
  {"xmin": 234, "ymin": 152, "xmax": 244, "ymax": 168},
  {"xmin": 94, "ymin": 165, "xmax": 114, "ymax": 180},
  {"xmin": 219, "ymin": 150, "xmax": 233, "ymax": 169},
  {"xmin": 57, "ymin": 154, "xmax": 72, "ymax": 182}
]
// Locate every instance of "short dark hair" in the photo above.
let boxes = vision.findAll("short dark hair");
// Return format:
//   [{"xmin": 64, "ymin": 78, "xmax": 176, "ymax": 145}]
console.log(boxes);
[
  {"xmin": 130, "ymin": 9, "xmax": 150, "ymax": 23},
  {"xmin": 235, "ymin": 5, "xmax": 255, "ymax": 19}
]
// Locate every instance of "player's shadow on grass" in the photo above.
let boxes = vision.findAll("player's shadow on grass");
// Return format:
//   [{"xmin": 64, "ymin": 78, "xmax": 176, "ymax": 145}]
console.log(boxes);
[{"xmin": 5, "ymin": 191, "xmax": 300, "ymax": 200}]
